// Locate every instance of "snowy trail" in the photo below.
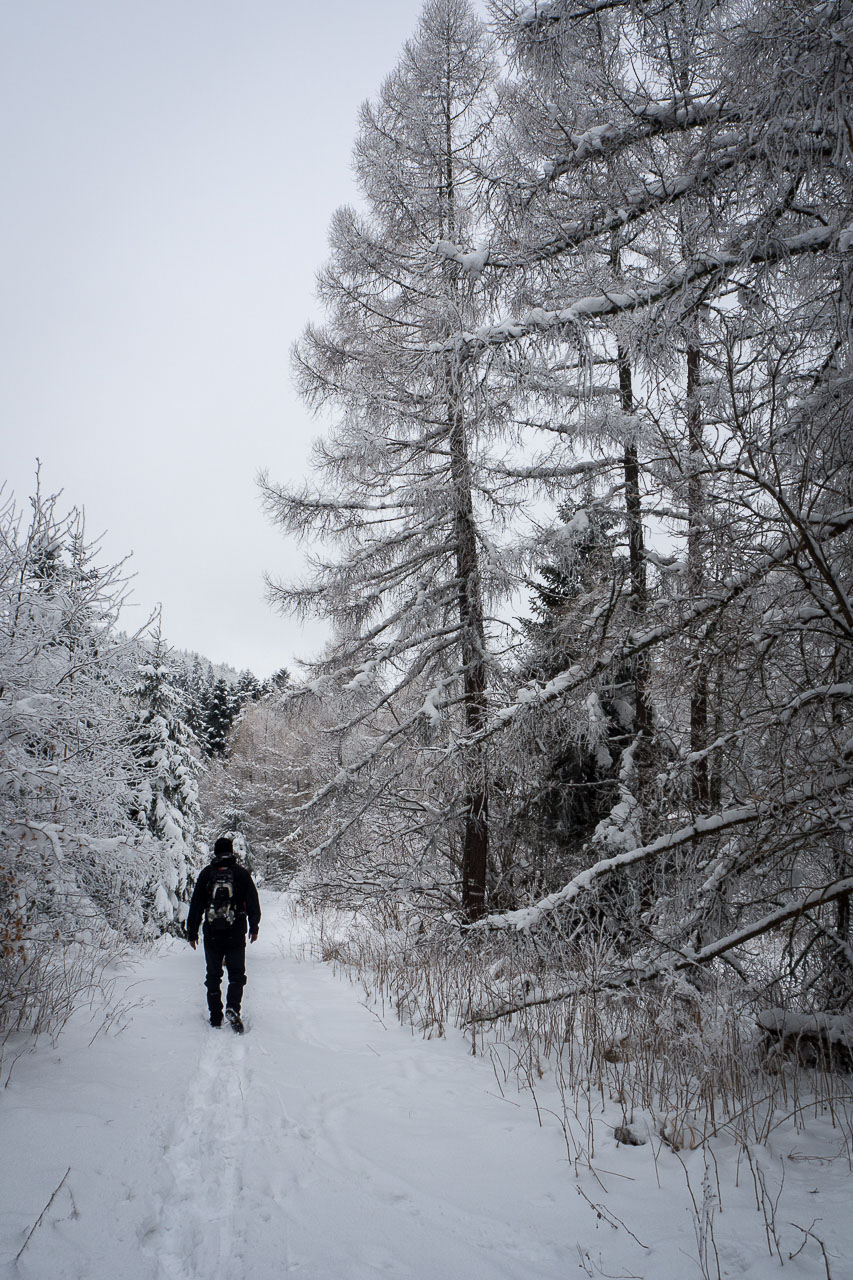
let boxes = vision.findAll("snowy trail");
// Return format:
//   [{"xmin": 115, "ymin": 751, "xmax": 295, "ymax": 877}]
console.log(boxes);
[
  {"xmin": 1, "ymin": 894, "xmax": 575, "ymax": 1280},
  {"xmin": 4, "ymin": 891, "xmax": 853, "ymax": 1280},
  {"xmin": 154, "ymin": 1032, "xmax": 251, "ymax": 1279}
]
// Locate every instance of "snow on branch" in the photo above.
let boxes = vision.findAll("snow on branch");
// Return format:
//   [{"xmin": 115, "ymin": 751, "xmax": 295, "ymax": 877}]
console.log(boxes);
[
  {"xmin": 475, "ymin": 770, "xmax": 853, "ymax": 935},
  {"xmin": 470, "ymin": 876, "xmax": 853, "ymax": 1020},
  {"xmin": 537, "ymin": 98, "xmax": 726, "ymax": 181},
  {"xmin": 435, "ymin": 118, "xmax": 739, "ymax": 271},
  {"xmin": 515, "ymin": 0, "xmax": 649, "ymax": 26},
  {"xmin": 429, "ymin": 226, "xmax": 841, "ymax": 358},
  {"xmin": 486, "ymin": 507, "xmax": 853, "ymax": 737}
]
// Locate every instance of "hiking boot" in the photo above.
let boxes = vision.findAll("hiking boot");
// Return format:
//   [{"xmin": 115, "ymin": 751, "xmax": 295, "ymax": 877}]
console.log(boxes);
[
  {"xmin": 225, "ymin": 1007, "xmax": 244, "ymax": 1034},
  {"xmin": 210, "ymin": 1014, "xmax": 223, "ymax": 1027}
]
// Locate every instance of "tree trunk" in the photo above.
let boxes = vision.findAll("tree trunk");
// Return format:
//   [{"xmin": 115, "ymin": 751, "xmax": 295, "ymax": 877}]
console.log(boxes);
[
  {"xmin": 441, "ymin": 76, "xmax": 488, "ymax": 919},
  {"xmin": 618, "ymin": 346, "xmax": 652, "ymax": 747},
  {"xmin": 687, "ymin": 337, "xmax": 710, "ymax": 809},
  {"xmin": 448, "ymin": 373, "xmax": 489, "ymax": 920}
]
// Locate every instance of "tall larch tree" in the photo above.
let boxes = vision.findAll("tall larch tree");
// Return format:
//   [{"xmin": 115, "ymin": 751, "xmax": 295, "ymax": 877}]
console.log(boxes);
[{"xmin": 262, "ymin": 0, "xmax": 505, "ymax": 917}]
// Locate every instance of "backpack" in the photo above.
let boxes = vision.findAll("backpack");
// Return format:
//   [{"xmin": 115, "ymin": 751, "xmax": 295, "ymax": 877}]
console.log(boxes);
[{"xmin": 205, "ymin": 862, "xmax": 237, "ymax": 932}]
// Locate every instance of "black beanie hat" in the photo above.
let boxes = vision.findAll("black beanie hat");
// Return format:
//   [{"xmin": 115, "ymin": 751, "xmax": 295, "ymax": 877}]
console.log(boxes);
[{"xmin": 213, "ymin": 836, "xmax": 234, "ymax": 858}]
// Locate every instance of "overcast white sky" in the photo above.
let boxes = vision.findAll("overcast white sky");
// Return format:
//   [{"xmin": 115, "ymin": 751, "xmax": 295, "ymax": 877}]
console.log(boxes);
[{"xmin": 1, "ymin": 0, "xmax": 440, "ymax": 678}]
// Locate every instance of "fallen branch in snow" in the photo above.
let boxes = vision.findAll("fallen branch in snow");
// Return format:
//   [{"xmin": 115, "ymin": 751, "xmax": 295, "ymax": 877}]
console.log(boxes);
[
  {"xmin": 758, "ymin": 1009, "xmax": 853, "ymax": 1070},
  {"xmin": 15, "ymin": 1166, "xmax": 72, "ymax": 1264}
]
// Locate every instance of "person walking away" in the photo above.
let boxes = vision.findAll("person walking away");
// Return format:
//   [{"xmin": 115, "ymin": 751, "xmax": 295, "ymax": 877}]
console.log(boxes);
[{"xmin": 186, "ymin": 836, "xmax": 261, "ymax": 1033}]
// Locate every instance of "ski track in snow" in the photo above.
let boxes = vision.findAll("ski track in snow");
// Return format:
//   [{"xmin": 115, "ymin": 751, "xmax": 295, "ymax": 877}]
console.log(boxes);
[{"xmin": 4, "ymin": 891, "xmax": 853, "ymax": 1280}]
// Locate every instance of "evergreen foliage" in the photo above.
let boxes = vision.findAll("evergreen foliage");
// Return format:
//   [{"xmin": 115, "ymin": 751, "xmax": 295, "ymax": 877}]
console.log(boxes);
[
  {"xmin": 204, "ymin": 677, "xmax": 236, "ymax": 757},
  {"xmin": 130, "ymin": 627, "xmax": 201, "ymax": 928},
  {"xmin": 506, "ymin": 512, "xmax": 631, "ymax": 897}
]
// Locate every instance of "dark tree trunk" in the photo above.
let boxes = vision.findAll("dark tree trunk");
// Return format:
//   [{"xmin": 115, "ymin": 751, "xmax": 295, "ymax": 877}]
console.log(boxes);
[
  {"xmin": 440, "ymin": 77, "xmax": 488, "ymax": 919},
  {"xmin": 618, "ymin": 346, "xmax": 652, "ymax": 748},
  {"xmin": 448, "ymin": 373, "xmax": 489, "ymax": 920},
  {"xmin": 687, "ymin": 338, "xmax": 710, "ymax": 809}
]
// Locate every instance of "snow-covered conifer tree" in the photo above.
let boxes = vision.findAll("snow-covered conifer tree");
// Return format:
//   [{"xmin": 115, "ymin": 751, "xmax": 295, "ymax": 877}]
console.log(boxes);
[
  {"xmin": 262, "ymin": 0, "xmax": 508, "ymax": 917},
  {"xmin": 497, "ymin": 509, "xmax": 632, "ymax": 904},
  {"xmin": 130, "ymin": 626, "xmax": 201, "ymax": 929},
  {"xmin": 204, "ymin": 676, "xmax": 236, "ymax": 757}
]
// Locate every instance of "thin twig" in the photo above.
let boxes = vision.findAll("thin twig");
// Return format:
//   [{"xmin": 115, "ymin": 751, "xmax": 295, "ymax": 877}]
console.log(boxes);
[
  {"xmin": 789, "ymin": 1222, "xmax": 833, "ymax": 1280},
  {"xmin": 576, "ymin": 1184, "xmax": 649, "ymax": 1249},
  {"xmin": 15, "ymin": 1166, "xmax": 71, "ymax": 1263}
]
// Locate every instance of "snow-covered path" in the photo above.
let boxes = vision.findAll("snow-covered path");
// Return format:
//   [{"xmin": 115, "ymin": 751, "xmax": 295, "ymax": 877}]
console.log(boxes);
[
  {"xmin": 1, "ymin": 894, "xmax": 574, "ymax": 1280},
  {"xmin": 4, "ymin": 891, "xmax": 853, "ymax": 1280}
]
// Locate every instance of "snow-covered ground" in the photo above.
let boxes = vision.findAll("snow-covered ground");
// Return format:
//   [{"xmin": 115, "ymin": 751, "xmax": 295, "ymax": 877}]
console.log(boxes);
[{"xmin": 1, "ymin": 892, "xmax": 851, "ymax": 1280}]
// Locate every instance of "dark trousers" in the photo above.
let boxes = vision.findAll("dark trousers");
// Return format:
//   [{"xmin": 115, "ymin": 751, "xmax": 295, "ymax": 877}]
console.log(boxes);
[{"xmin": 203, "ymin": 930, "xmax": 247, "ymax": 1017}]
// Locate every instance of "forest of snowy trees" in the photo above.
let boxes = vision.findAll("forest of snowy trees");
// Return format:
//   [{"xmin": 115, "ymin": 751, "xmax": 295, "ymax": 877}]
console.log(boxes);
[
  {"xmin": 2, "ymin": 0, "xmax": 852, "ymax": 1140},
  {"xmin": 259, "ymin": 0, "xmax": 853, "ymax": 1078}
]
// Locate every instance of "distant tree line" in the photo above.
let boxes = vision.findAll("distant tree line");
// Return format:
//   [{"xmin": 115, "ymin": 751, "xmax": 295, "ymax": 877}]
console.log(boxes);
[{"xmin": 171, "ymin": 654, "xmax": 287, "ymax": 758}]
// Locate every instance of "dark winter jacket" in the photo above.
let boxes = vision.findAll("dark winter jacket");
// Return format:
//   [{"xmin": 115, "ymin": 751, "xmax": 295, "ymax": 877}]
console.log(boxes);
[{"xmin": 185, "ymin": 855, "xmax": 261, "ymax": 944}]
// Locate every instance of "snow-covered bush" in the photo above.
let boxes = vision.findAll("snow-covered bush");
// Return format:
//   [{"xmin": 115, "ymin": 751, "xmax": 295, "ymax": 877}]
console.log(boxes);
[{"xmin": 0, "ymin": 482, "xmax": 200, "ymax": 1038}]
